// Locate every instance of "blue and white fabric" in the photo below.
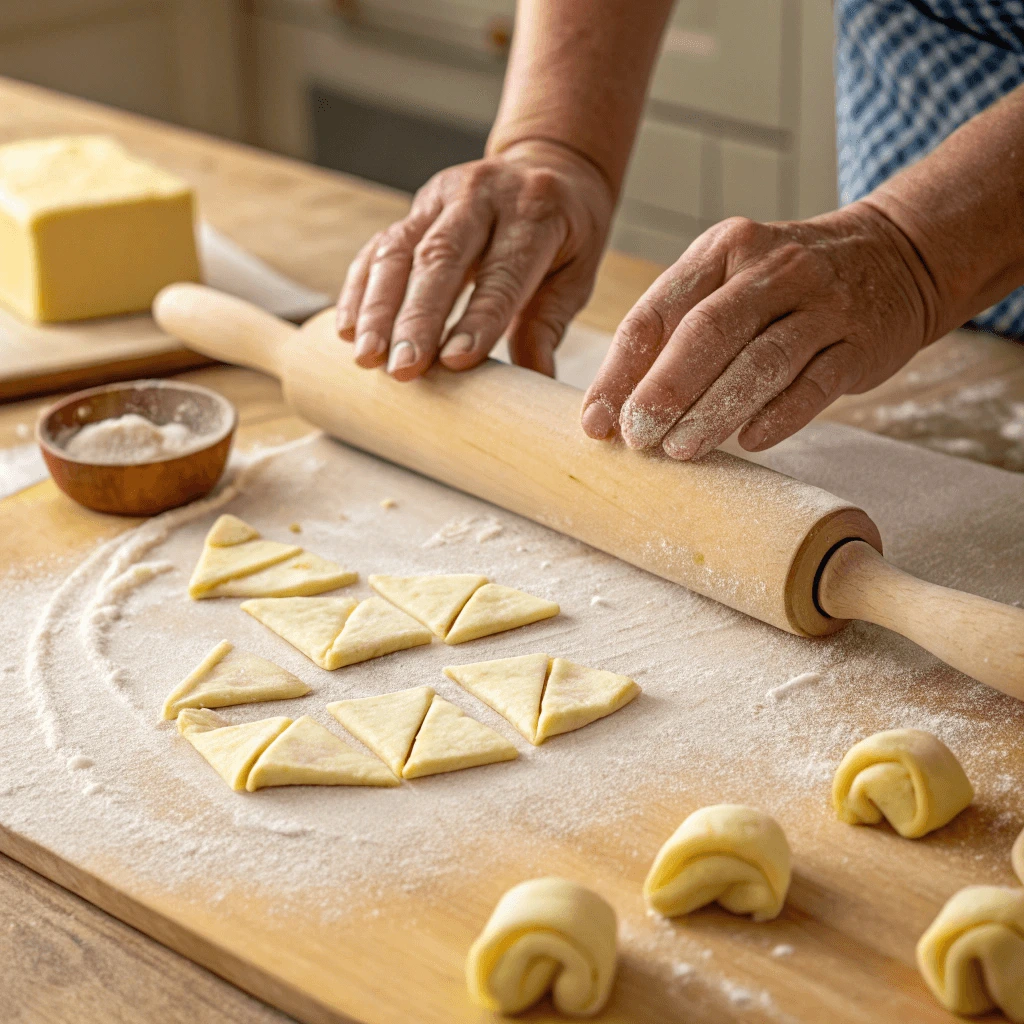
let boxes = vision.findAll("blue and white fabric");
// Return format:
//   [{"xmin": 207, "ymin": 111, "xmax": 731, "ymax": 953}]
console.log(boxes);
[{"xmin": 834, "ymin": 0, "xmax": 1024, "ymax": 339}]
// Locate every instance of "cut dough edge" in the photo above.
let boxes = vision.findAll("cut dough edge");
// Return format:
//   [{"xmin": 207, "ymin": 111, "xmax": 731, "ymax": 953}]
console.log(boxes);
[
  {"xmin": 328, "ymin": 687, "xmax": 517, "ymax": 779},
  {"xmin": 444, "ymin": 655, "xmax": 640, "ymax": 744},
  {"xmin": 242, "ymin": 596, "xmax": 431, "ymax": 670},
  {"xmin": 190, "ymin": 514, "xmax": 355, "ymax": 599},
  {"xmin": 444, "ymin": 584, "xmax": 560, "ymax": 645},
  {"xmin": 161, "ymin": 640, "xmax": 311, "ymax": 720},
  {"xmin": 242, "ymin": 596, "xmax": 359, "ymax": 669},
  {"xmin": 247, "ymin": 716, "xmax": 399, "ymax": 790},
  {"xmin": 368, "ymin": 573, "xmax": 487, "ymax": 639},
  {"xmin": 178, "ymin": 709, "xmax": 396, "ymax": 791}
]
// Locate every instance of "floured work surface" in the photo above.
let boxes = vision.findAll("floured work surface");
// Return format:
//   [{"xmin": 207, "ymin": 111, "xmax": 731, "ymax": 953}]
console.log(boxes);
[{"xmin": 0, "ymin": 423, "xmax": 1022, "ymax": 1024}]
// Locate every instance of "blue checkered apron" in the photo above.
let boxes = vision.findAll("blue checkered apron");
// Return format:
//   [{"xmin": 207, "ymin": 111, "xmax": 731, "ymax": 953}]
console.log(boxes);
[{"xmin": 835, "ymin": 0, "xmax": 1024, "ymax": 339}]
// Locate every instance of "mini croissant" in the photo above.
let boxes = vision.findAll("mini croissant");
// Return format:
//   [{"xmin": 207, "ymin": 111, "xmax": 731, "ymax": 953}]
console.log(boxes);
[
  {"xmin": 917, "ymin": 886, "xmax": 1024, "ymax": 1022},
  {"xmin": 466, "ymin": 877, "xmax": 617, "ymax": 1017},
  {"xmin": 832, "ymin": 728, "xmax": 973, "ymax": 839},
  {"xmin": 643, "ymin": 804, "xmax": 791, "ymax": 922}
]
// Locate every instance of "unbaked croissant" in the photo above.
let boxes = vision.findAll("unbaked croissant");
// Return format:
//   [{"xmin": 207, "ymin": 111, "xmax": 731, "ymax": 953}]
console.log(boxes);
[
  {"xmin": 917, "ymin": 886, "xmax": 1024, "ymax": 1022},
  {"xmin": 832, "ymin": 728, "xmax": 973, "ymax": 839},
  {"xmin": 643, "ymin": 804, "xmax": 791, "ymax": 921},
  {"xmin": 466, "ymin": 877, "xmax": 617, "ymax": 1017}
]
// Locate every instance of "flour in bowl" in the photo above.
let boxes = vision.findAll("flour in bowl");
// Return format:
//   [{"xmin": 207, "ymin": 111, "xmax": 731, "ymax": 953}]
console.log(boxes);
[{"xmin": 63, "ymin": 412, "xmax": 219, "ymax": 464}]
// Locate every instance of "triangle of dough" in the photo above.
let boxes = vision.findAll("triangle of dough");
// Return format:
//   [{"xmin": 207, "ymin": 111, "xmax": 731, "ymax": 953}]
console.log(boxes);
[
  {"xmin": 246, "ymin": 715, "xmax": 398, "ymax": 790},
  {"xmin": 403, "ymin": 695, "xmax": 518, "ymax": 779},
  {"xmin": 325, "ymin": 596, "xmax": 433, "ymax": 669},
  {"xmin": 162, "ymin": 640, "xmax": 311, "ymax": 719},
  {"xmin": 241, "ymin": 596, "xmax": 358, "ymax": 668},
  {"xmin": 444, "ymin": 653, "xmax": 549, "ymax": 744},
  {"xmin": 327, "ymin": 686, "xmax": 434, "ymax": 776},
  {"xmin": 177, "ymin": 708, "xmax": 229, "ymax": 734},
  {"xmin": 179, "ymin": 711, "xmax": 291, "ymax": 791},
  {"xmin": 534, "ymin": 658, "xmax": 640, "ymax": 743},
  {"xmin": 368, "ymin": 574, "xmax": 488, "ymax": 638},
  {"xmin": 204, "ymin": 552, "xmax": 358, "ymax": 598},
  {"xmin": 189, "ymin": 534, "xmax": 301, "ymax": 599},
  {"xmin": 206, "ymin": 514, "xmax": 260, "ymax": 546},
  {"xmin": 444, "ymin": 584, "xmax": 559, "ymax": 645}
]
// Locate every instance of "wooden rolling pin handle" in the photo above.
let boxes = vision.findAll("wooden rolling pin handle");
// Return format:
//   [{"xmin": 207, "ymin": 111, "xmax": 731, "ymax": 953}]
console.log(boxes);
[
  {"xmin": 153, "ymin": 284, "xmax": 295, "ymax": 378},
  {"xmin": 817, "ymin": 540, "xmax": 1024, "ymax": 701}
]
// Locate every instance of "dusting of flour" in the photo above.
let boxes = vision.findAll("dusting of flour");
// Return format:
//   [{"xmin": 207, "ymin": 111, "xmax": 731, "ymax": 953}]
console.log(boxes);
[{"xmin": 1, "ymin": 422, "xmax": 1023, "ymax": 1017}]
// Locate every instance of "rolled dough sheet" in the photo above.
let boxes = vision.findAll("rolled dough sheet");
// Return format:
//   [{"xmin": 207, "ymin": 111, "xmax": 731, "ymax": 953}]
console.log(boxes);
[{"xmin": 1, "ymin": 422, "xmax": 1023, "ymax": 1018}]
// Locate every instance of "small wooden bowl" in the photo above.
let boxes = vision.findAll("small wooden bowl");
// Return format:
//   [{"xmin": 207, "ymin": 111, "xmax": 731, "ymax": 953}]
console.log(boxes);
[{"xmin": 37, "ymin": 379, "xmax": 237, "ymax": 516}]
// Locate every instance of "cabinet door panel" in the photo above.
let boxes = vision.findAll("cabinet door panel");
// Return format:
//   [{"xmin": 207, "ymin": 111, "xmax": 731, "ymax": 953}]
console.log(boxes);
[
  {"xmin": 623, "ymin": 121, "xmax": 702, "ymax": 219},
  {"xmin": 721, "ymin": 139, "xmax": 783, "ymax": 222},
  {"xmin": 0, "ymin": 12, "xmax": 176, "ymax": 122},
  {"xmin": 651, "ymin": 0, "xmax": 786, "ymax": 129}
]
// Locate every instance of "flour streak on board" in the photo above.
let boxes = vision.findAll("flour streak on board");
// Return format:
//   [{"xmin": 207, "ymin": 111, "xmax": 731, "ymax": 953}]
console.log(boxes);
[{"xmin": 1, "ymin": 424, "xmax": 1023, "ymax": 1004}]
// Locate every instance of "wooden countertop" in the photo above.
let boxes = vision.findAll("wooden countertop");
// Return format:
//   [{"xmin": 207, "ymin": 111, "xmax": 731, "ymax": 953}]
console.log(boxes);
[{"xmin": 1, "ymin": 76, "xmax": 1023, "ymax": 1023}]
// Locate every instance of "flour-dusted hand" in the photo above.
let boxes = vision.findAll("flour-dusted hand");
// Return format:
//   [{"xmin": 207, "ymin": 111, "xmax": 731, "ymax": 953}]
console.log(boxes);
[
  {"xmin": 581, "ymin": 203, "xmax": 940, "ymax": 458},
  {"xmin": 336, "ymin": 140, "xmax": 614, "ymax": 380}
]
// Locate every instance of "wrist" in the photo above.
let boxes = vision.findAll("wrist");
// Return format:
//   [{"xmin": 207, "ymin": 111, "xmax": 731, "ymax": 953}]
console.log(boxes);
[
  {"xmin": 843, "ymin": 197, "xmax": 944, "ymax": 346},
  {"xmin": 489, "ymin": 134, "xmax": 619, "ymax": 204}
]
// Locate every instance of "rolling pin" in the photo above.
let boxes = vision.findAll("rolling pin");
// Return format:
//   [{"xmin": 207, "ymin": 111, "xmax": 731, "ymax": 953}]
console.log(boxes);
[{"xmin": 154, "ymin": 284, "xmax": 1024, "ymax": 701}]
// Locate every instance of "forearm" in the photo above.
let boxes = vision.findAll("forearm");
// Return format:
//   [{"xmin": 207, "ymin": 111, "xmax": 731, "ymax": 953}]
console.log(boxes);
[
  {"xmin": 487, "ymin": 0, "xmax": 674, "ymax": 196},
  {"xmin": 863, "ymin": 82, "xmax": 1024, "ymax": 341}
]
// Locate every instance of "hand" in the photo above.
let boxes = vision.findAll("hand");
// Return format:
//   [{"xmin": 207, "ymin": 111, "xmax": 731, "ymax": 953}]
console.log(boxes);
[
  {"xmin": 580, "ymin": 202, "xmax": 940, "ymax": 458},
  {"xmin": 336, "ymin": 140, "xmax": 615, "ymax": 380}
]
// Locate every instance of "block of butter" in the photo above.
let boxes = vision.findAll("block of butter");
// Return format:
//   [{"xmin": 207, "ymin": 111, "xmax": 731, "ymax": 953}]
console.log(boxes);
[{"xmin": 0, "ymin": 135, "xmax": 200, "ymax": 322}]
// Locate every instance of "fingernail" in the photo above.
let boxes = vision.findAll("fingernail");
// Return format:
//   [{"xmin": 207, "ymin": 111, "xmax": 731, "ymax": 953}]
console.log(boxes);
[
  {"xmin": 581, "ymin": 401, "xmax": 615, "ymax": 439},
  {"xmin": 663, "ymin": 421, "xmax": 701, "ymax": 461},
  {"xmin": 620, "ymin": 400, "xmax": 669, "ymax": 450},
  {"xmin": 742, "ymin": 424, "xmax": 766, "ymax": 450},
  {"xmin": 355, "ymin": 331, "xmax": 385, "ymax": 360},
  {"xmin": 337, "ymin": 312, "xmax": 355, "ymax": 340},
  {"xmin": 387, "ymin": 340, "xmax": 416, "ymax": 373},
  {"xmin": 440, "ymin": 333, "xmax": 474, "ymax": 361}
]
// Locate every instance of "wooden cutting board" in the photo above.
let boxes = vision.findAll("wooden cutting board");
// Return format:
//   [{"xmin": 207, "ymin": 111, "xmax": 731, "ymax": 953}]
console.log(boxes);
[
  {"xmin": 1, "ymin": 410, "xmax": 1022, "ymax": 1024},
  {"xmin": 0, "ymin": 305, "xmax": 215, "ymax": 402}
]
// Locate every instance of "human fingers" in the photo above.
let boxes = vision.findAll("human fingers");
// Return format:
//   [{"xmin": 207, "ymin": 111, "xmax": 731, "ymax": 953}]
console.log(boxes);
[
  {"xmin": 580, "ymin": 234, "xmax": 728, "ymax": 440},
  {"xmin": 353, "ymin": 203, "xmax": 440, "ymax": 368},
  {"xmin": 336, "ymin": 235, "xmax": 375, "ymax": 341},
  {"xmin": 737, "ymin": 341, "xmax": 866, "ymax": 451},
  {"xmin": 438, "ymin": 215, "xmax": 564, "ymax": 370},
  {"xmin": 385, "ymin": 202, "xmax": 493, "ymax": 380},
  {"xmin": 469, "ymin": 255, "xmax": 596, "ymax": 376},
  {"xmin": 619, "ymin": 255, "xmax": 814, "ymax": 450},
  {"xmin": 659, "ymin": 311, "xmax": 841, "ymax": 460}
]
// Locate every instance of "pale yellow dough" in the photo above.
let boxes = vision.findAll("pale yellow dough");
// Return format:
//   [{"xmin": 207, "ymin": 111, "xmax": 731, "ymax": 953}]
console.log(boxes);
[
  {"xmin": 328, "ymin": 687, "xmax": 517, "ymax": 780},
  {"xmin": 916, "ymin": 886, "xmax": 1024, "ymax": 1022},
  {"xmin": 1014, "ymin": 827, "xmax": 1024, "ymax": 885},
  {"xmin": 370, "ymin": 573, "xmax": 559, "ymax": 644},
  {"xmin": 466, "ymin": 877, "xmax": 618, "ymax": 1017},
  {"xmin": 444, "ymin": 654, "xmax": 639, "ymax": 745},
  {"xmin": 177, "ymin": 708, "xmax": 290, "ymax": 792},
  {"xmin": 832, "ymin": 728, "xmax": 973, "ymax": 839},
  {"xmin": 205, "ymin": 552, "xmax": 357, "ymax": 599},
  {"xmin": 535, "ymin": 658, "xmax": 640, "ymax": 743},
  {"xmin": 242, "ymin": 595, "xmax": 430, "ymax": 670},
  {"xmin": 161, "ymin": 640, "xmax": 310, "ymax": 719},
  {"xmin": 368, "ymin": 573, "xmax": 487, "ymax": 638},
  {"xmin": 246, "ymin": 715, "xmax": 398, "ymax": 790},
  {"xmin": 445, "ymin": 583, "xmax": 559, "ymax": 644},
  {"xmin": 325, "ymin": 596, "xmax": 432, "ymax": 669},
  {"xmin": 643, "ymin": 804, "xmax": 791, "ymax": 921},
  {"xmin": 241, "ymin": 596, "xmax": 358, "ymax": 669},
  {"xmin": 189, "ymin": 515, "xmax": 355, "ymax": 600}
]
